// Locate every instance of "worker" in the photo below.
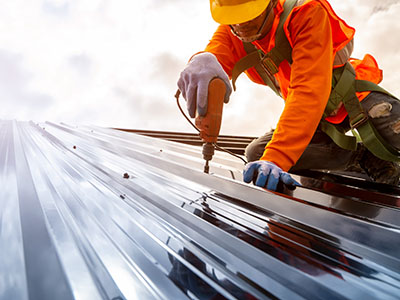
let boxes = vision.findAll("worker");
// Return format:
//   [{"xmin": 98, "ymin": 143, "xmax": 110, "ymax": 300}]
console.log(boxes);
[{"xmin": 177, "ymin": 0, "xmax": 400, "ymax": 191}]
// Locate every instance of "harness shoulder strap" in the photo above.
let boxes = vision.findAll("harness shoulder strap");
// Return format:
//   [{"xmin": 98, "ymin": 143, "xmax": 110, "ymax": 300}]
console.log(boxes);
[
  {"xmin": 243, "ymin": 43, "xmax": 282, "ymax": 96},
  {"xmin": 231, "ymin": 0, "xmax": 298, "ymax": 93}
]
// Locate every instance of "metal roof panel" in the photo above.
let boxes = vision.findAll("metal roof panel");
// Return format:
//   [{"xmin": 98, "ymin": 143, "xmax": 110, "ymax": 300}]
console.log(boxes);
[{"xmin": 1, "ymin": 120, "xmax": 399, "ymax": 300}]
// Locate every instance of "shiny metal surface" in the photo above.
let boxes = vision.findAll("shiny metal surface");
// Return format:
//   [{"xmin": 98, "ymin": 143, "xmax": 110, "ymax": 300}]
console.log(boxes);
[
  {"xmin": 114, "ymin": 128, "xmax": 256, "ymax": 155},
  {"xmin": 0, "ymin": 120, "xmax": 399, "ymax": 300}
]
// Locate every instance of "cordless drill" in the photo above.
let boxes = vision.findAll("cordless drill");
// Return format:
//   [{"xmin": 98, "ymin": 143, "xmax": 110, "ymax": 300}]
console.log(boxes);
[{"xmin": 195, "ymin": 78, "xmax": 226, "ymax": 173}]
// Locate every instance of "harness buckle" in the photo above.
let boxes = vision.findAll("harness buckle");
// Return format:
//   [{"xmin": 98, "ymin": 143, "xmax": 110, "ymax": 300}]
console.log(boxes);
[
  {"xmin": 261, "ymin": 55, "xmax": 279, "ymax": 74},
  {"xmin": 350, "ymin": 112, "xmax": 369, "ymax": 129}
]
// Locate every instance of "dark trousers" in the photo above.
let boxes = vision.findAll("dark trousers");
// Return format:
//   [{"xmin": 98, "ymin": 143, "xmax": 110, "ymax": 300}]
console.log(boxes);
[{"xmin": 245, "ymin": 92, "xmax": 400, "ymax": 173}]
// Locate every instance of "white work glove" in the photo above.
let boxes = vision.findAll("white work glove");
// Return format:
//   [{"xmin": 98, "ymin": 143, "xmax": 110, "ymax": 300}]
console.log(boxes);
[{"xmin": 177, "ymin": 52, "xmax": 232, "ymax": 118}]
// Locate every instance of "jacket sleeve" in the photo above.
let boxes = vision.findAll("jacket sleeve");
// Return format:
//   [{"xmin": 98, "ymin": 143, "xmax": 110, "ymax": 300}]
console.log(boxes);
[{"xmin": 260, "ymin": 2, "xmax": 334, "ymax": 171}]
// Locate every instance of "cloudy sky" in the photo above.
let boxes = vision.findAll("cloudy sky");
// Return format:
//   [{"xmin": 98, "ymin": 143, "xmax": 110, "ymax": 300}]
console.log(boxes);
[{"xmin": 1, "ymin": 0, "xmax": 399, "ymax": 136}]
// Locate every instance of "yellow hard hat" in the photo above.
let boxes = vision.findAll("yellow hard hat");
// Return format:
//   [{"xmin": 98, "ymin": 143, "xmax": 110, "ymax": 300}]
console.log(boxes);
[{"xmin": 210, "ymin": 0, "xmax": 271, "ymax": 25}]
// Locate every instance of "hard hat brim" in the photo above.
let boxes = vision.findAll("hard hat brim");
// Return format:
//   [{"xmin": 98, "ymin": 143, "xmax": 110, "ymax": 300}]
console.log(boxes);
[{"xmin": 210, "ymin": 0, "xmax": 270, "ymax": 25}]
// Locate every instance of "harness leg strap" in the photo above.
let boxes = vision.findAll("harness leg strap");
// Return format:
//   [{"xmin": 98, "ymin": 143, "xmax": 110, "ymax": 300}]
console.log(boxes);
[{"xmin": 322, "ymin": 62, "xmax": 400, "ymax": 162}]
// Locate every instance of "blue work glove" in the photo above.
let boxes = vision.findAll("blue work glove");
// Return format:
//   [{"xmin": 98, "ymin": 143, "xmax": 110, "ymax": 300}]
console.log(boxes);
[
  {"xmin": 177, "ymin": 52, "xmax": 232, "ymax": 118},
  {"xmin": 243, "ymin": 160, "xmax": 300, "ymax": 191}
]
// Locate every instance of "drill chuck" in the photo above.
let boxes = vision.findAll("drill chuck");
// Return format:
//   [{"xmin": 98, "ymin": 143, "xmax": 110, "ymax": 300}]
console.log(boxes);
[{"xmin": 202, "ymin": 142, "xmax": 215, "ymax": 161}]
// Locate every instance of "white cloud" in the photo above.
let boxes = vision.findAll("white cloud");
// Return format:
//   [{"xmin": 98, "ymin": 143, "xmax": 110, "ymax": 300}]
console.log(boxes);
[
  {"xmin": 328, "ymin": 0, "xmax": 400, "ymax": 95},
  {"xmin": 42, "ymin": 0, "xmax": 70, "ymax": 16},
  {"xmin": 67, "ymin": 54, "xmax": 93, "ymax": 76},
  {"xmin": 0, "ymin": 50, "xmax": 54, "ymax": 120}
]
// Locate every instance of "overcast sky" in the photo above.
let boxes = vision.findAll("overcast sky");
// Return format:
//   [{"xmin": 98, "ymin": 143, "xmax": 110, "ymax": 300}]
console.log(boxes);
[{"xmin": 1, "ymin": 0, "xmax": 399, "ymax": 136}]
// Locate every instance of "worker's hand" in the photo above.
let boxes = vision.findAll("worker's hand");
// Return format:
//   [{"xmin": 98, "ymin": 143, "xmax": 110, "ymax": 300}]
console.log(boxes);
[
  {"xmin": 243, "ymin": 160, "xmax": 300, "ymax": 191},
  {"xmin": 178, "ymin": 52, "xmax": 232, "ymax": 118}
]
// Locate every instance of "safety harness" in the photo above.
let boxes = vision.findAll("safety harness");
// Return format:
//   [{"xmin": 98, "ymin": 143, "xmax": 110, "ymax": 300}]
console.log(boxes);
[{"xmin": 231, "ymin": 0, "xmax": 400, "ymax": 162}]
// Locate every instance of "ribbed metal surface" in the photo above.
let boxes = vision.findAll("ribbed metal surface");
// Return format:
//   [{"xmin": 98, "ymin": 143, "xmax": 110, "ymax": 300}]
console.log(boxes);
[
  {"xmin": 115, "ymin": 128, "xmax": 256, "ymax": 155},
  {"xmin": 1, "ymin": 120, "xmax": 399, "ymax": 300}
]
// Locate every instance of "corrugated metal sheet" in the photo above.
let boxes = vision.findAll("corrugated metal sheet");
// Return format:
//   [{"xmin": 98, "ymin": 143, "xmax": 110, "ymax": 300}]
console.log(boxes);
[
  {"xmin": 114, "ymin": 129, "xmax": 256, "ymax": 155},
  {"xmin": 1, "ymin": 120, "xmax": 399, "ymax": 300}
]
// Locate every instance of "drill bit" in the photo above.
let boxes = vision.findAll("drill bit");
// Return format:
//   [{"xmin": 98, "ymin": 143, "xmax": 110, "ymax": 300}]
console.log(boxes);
[
  {"xmin": 204, "ymin": 160, "xmax": 210, "ymax": 174},
  {"xmin": 202, "ymin": 142, "xmax": 214, "ymax": 174}
]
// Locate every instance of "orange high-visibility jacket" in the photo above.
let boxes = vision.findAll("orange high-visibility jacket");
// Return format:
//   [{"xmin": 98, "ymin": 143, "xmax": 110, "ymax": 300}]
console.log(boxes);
[{"xmin": 204, "ymin": 0, "xmax": 383, "ymax": 171}]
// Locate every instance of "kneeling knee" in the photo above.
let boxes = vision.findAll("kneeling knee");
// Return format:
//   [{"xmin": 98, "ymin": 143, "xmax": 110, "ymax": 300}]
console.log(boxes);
[{"xmin": 245, "ymin": 140, "xmax": 264, "ymax": 163}]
